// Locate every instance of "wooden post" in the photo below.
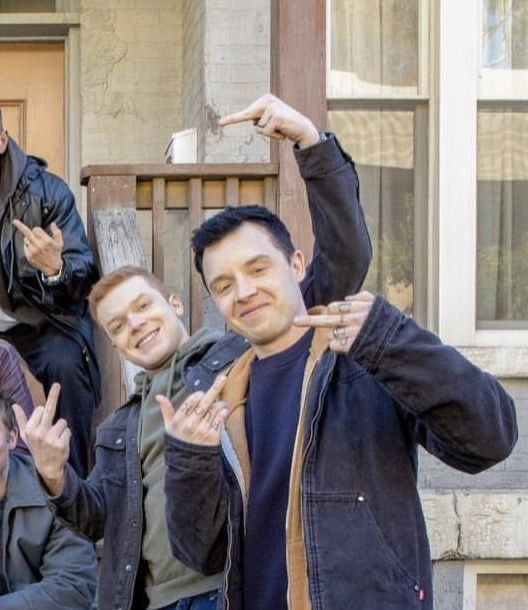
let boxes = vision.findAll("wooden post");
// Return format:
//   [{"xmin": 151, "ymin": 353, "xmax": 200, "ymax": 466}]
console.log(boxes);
[
  {"xmin": 86, "ymin": 175, "xmax": 144, "ymax": 423},
  {"xmin": 270, "ymin": 0, "xmax": 327, "ymax": 259}
]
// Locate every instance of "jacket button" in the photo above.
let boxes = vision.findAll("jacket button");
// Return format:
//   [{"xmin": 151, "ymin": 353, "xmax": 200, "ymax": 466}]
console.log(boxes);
[
  {"xmin": 212, "ymin": 360, "xmax": 220, "ymax": 366},
  {"xmin": 115, "ymin": 437, "xmax": 123, "ymax": 445},
  {"xmin": 414, "ymin": 584, "xmax": 420, "ymax": 591},
  {"xmin": 357, "ymin": 495, "xmax": 365, "ymax": 502},
  {"xmin": 193, "ymin": 379, "xmax": 201, "ymax": 387},
  {"xmin": 125, "ymin": 564, "xmax": 133, "ymax": 572}
]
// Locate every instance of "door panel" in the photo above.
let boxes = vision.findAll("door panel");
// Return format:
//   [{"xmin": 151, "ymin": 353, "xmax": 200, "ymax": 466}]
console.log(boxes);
[{"xmin": 0, "ymin": 42, "xmax": 65, "ymax": 177}]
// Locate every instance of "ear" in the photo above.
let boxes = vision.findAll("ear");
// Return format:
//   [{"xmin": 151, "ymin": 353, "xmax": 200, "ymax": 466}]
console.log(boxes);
[
  {"xmin": 291, "ymin": 250, "xmax": 306, "ymax": 283},
  {"xmin": 8, "ymin": 427, "xmax": 18, "ymax": 450},
  {"xmin": 168, "ymin": 294, "xmax": 184, "ymax": 316},
  {"xmin": 0, "ymin": 131, "xmax": 8, "ymax": 155}
]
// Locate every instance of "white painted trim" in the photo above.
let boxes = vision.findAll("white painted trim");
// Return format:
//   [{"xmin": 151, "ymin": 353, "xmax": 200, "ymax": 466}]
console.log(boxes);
[
  {"xmin": 463, "ymin": 561, "xmax": 528, "ymax": 610},
  {"xmin": 436, "ymin": 0, "xmax": 479, "ymax": 345}
]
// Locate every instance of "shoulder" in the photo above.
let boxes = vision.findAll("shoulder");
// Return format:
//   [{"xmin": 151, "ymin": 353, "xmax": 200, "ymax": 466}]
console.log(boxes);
[
  {"xmin": 97, "ymin": 396, "xmax": 140, "ymax": 433},
  {"xmin": 24, "ymin": 157, "xmax": 73, "ymax": 202}
]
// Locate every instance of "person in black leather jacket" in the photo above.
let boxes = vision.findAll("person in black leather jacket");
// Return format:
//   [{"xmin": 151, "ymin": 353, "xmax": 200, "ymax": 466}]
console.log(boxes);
[{"xmin": 0, "ymin": 108, "xmax": 100, "ymax": 477}]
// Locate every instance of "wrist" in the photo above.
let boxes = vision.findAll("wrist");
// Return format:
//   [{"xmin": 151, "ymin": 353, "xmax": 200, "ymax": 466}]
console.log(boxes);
[
  {"xmin": 297, "ymin": 122, "xmax": 320, "ymax": 149},
  {"xmin": 42, "ymin": 261, "xmax": 64, "ymax": 285},
  {"xmin": 41, "ymin": 470, "xmax": 65, "ymax": 496}
]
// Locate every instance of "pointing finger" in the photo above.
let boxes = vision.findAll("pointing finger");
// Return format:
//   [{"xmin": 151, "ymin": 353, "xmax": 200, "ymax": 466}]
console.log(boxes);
[{"xmin": 293, "ymin": 313, "xmax": 346, "ymax": 328}]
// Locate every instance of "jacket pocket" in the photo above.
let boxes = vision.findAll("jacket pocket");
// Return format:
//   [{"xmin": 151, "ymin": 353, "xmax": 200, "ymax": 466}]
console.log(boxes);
[
  {"xmin": 95, "ymin": 427, "xmax": 127, "ymax": 487},
  {"xmin": 305, "ymin": 492, "xmax": 425, "ymax": 610}
]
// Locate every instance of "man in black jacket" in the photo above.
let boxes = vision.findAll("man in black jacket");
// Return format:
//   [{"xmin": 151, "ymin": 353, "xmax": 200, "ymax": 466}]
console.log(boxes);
[
  {"xmin": 155, "ymin": 97, "xmax": 518, "ymax": 610},
  {"xmin": 0, "ymin": 108, "xmax": 100, "ymax": 477}
]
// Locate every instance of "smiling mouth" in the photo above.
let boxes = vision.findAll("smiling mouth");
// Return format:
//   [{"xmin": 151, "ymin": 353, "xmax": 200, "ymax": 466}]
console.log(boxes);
[
  {"xmin": 136, "ymin": 328, "xmax": 160, "ymax": 349},
  {"xmin": 240, "ymin": 304, "xmax": 269, "ymax": 319}
]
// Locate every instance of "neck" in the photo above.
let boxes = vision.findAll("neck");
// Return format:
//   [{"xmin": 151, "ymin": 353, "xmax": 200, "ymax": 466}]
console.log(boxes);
[{"xmin": 253, "ymin": 325, "xmax": 309, "ymax": 359}]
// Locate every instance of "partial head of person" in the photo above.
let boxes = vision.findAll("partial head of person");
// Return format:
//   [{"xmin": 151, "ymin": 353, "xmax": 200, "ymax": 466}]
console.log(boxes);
[
  {"xmin": 0, "ymin": 108, "xmax": 9, "ymax": 155},
  {"xmin": 0, "ymin": 391, "xmax": 19, "ymax": 486},
  {"xmin": 88, "ymin": 266, "xmax": 189, "ymax": 371},
  {"xmin": 191, "ymin": 205, "xmax": 308, "ymax": 357}
]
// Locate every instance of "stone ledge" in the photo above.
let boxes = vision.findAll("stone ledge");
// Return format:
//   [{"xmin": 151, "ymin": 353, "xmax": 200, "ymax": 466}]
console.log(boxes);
[
  {"xmin": 421, "ymin": 490, "xmax": 528, "ymax": 560},
  {"xmin": 457, "ymin": 347, "xmax": 528, "ymax": 378}
]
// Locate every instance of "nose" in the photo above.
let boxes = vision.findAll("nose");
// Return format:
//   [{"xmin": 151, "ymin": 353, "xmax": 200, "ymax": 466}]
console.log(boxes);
[
  {"xmin": 128, "ymin": 313, "xmax": 145, "ymax": 331},
  {"xmin": 235, "ymin": 276, "xmax": 257, "ymax": 301}
]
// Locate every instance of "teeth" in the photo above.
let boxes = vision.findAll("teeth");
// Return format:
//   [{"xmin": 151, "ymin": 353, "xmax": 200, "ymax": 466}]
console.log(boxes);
[{"xmin": 137, "ymin": 329, "xmax": 157, "ymax": 348}]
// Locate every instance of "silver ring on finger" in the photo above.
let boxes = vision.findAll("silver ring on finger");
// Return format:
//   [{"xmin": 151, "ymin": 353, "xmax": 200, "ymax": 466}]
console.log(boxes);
[
  {"xmin": 340, "ymin": 337, "xmax": 348, "ymax": 347},
  {"xmin": 333, "ymin": 327, "xmax": 340, "ymax": 339}
]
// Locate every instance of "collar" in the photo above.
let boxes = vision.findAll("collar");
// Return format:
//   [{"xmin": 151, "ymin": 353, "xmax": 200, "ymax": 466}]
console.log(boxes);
[{"xmin": 5, "ymin": 453, "xmax": 46, "ymax": 509}]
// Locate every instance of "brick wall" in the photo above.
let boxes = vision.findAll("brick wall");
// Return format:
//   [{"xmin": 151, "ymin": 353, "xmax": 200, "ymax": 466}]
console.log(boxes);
[
  {"xmin": 418, "ymin": 379, "xmax": 527, "ymax": 490},
  {"xmin": 81, "ymin": 0, "xmax": 183, "ymax": 165}
]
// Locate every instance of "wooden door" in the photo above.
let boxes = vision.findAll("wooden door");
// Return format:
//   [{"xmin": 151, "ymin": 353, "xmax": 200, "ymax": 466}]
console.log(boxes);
[{"xmin": 0, "ymin": 42, "xmax": 65, "ymax": 177}]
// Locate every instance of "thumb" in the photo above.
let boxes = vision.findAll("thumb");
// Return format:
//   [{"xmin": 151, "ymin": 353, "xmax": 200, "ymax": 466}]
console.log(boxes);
[
  {"xmin": 156, "ymin": 394, "xmax": 175, "ymax": 429},
  {"xmin": 12, "ymin": 404, "xmax": 28, "ymax": 442},
  {"xmin": 50, "ymin": 222, "xmax": 63, "ymax": 244}
]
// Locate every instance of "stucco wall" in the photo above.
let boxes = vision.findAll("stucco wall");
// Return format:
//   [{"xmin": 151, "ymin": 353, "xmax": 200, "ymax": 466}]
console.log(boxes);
[{"xmin": 80, "ymin": 0, "xmax": 183, "ymax": 165}]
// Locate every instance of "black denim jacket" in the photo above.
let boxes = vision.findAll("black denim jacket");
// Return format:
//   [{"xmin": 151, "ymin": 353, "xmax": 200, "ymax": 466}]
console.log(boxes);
[{"xmin": 164, "ymin": 297, "xmax": 518, "ymax": 610}]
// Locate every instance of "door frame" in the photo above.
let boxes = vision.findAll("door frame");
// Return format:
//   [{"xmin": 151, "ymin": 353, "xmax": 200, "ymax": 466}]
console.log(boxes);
[{"xmin": 0, "ymin": 13, "xmax": 81, "ymax": 211}]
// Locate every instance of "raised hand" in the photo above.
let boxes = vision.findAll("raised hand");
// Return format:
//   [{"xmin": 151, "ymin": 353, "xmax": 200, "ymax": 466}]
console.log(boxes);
[
  {"xmin": 157, "ymin": 375, "xmax": 230, "ymax": 446},
  {"xmin": 13, "ymin": 383, "xmax": 69, "ymax": 495},
  {"xmin": 293, "ymin": 291, "xmax": 375, "ymax": 353},
  {"xmin": 13, "ymin": 219, "xmax": 63, "ymax": 277},
  {"xmin": 218, "ymin": 93, "xmax": 320, "ymax": 149}
]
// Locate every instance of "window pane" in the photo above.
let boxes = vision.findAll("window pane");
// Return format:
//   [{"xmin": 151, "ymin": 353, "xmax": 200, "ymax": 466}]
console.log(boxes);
[
  {"xmin": 329, "ymin": 0, "xmax": 419, "ymax": 97},
  {"xmin": 480, "ymin": 0, "xmax": 528, "ymax": 97},
  {"xmin": 477, "ymin": 108, "xmax": 528, "ymax": 323},
  {"xmin": 328, "ymin": 110, "xmax": 415, "ymax": 315}
]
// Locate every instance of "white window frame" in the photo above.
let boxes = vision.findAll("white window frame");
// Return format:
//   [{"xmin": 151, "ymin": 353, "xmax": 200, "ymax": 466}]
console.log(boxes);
[
  {"xmin": 463, "ymin": 560, "xmax": 528, "ymax": 610},
  {"xmin": 437, "ymin": 0, "xmax": 528, "ymax": 351}
]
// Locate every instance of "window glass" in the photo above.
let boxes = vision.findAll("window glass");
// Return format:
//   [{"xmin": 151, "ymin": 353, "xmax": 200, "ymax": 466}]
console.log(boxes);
[
  {"xmin": 328, "ymin": 110, "xmax": 415, "ymax": 315},
  {"xmin": 329, "ymin": 0, "xmax": 419, "ymax": 97},
  {"xmin": 477, "ymin": 108, "xmax": 528, "ymax": 323},
  {"xmin": 480, "ymin": 0, "xmax": 528, "ymax": 97}
]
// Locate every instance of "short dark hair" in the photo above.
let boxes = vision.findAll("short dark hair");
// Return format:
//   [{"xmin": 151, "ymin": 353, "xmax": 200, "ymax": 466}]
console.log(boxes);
[
  {"xmin": 191, "ymin": 205, "xmax": 295, "ymax": 286},
  {"xmin": 0, "ymin": 391, "xmax": 17, "ymax": 434}
]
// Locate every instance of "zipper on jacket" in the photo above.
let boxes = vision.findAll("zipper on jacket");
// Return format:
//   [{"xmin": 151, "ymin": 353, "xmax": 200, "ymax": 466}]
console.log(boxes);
[{"xmin": 301, "ymin": 359, "xmax": 334, "ymax": 466}]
